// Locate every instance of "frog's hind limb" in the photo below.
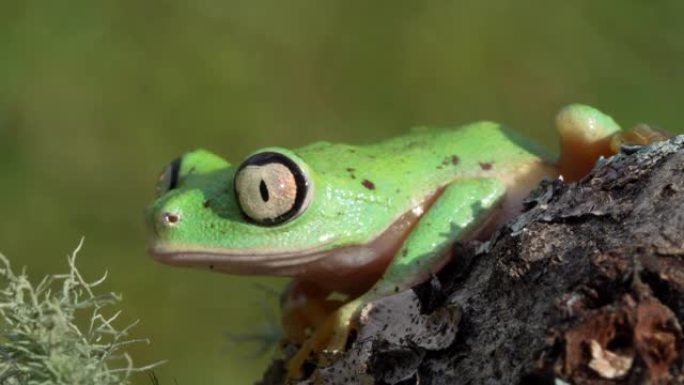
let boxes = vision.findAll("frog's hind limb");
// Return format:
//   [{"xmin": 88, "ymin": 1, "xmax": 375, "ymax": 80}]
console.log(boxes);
[
  {"xmin": 556, "ymin": 104, "xmax": 670, "ymax": 181},
  {"xmin": 556, "ymin": 104, "xmax": 623, "ymax": 181},
  {"xmin": 286, "ymin": 178, "xmax": 507, "ymax": 380}
]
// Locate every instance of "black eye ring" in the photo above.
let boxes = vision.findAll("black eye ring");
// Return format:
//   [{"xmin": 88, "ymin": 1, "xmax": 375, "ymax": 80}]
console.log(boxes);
[{"xmin": 234, "ymin": 152, "xmax": 310, "ymax": 226}]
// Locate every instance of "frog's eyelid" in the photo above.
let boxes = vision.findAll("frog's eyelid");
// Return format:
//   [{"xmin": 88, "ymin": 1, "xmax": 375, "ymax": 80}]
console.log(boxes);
[
  {"xmin": 156, "ymin": 156, "xmax": 183, "ymax": 197},
  {"xmin": 168, "ymin": 157, "xmax": 182, "ymax": 191}
]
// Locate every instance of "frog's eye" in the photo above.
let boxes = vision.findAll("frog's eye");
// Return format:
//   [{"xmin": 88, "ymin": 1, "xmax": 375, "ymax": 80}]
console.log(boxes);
[
  {"xmin": 156, "ymin": 157, "xmax": 181, "ymax": 197},
  {"xmin": 234, "ymin": 152, "xmax": 311, "ymax": 226}
]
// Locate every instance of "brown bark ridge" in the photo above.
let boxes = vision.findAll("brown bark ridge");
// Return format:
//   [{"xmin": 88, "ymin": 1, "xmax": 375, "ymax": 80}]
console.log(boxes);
[{"xmin": 259, "ymin": 135, "xmax": 684, "ymax": 385}]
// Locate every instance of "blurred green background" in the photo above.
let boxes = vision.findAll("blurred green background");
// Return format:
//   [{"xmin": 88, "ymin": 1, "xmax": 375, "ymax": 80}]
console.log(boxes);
[{"xmin": 1, "ymin": 1, "xmax": 683, "ymax": 383}]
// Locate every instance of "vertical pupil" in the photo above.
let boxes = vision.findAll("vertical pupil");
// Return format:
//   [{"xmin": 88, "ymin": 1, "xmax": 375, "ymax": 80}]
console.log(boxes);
[{"xmin": 259, "ymin": 179, "xmax": 269, "ymax": 202}]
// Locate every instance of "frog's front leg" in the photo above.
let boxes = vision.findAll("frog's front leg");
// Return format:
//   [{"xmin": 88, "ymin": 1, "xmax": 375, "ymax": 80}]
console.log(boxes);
[
  {"xmin": 286, "ymin": 178, "xmax": 506, "ymax": 380},
  {"xmin": 280, "ymin": 280, "xmax": 344, "ymax": 344}
]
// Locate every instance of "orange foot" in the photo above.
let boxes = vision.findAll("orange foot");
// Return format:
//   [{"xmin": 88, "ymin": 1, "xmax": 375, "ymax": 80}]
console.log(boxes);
[
  {"xmin": 285, "ymin": 299, "xmax": 361, "ymax": 381},
  {"xmin": 281, "ymin": 281, "xmax": 344, "ymax": 344}
]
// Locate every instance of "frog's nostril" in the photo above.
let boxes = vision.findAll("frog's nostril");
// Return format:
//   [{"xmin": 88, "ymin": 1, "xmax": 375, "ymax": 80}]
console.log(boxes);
[{"xmin": 162, "ymin": 212, "xmax": 181, "ymax": 226}]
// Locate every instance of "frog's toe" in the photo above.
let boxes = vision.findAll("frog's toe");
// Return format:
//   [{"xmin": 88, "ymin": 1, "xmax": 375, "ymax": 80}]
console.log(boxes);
[{"xmin": 609, "ymin": 124, "xmax": 671, "ymax": 154}]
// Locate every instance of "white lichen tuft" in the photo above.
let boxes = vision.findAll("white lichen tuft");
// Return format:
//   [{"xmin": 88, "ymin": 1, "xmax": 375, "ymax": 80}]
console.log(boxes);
[{"xmin": 0, "ymin": 239, "xmax": 163, "ymax": 385}]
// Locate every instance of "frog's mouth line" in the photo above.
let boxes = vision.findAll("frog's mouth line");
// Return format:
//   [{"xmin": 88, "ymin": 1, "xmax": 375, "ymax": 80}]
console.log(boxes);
[{"xmin": 148, "ymin": 244, "xmax": 336, "ymax": 276}]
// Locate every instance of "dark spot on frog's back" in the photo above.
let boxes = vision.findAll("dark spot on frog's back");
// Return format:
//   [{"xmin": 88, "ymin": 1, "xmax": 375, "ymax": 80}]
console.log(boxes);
[
  {"xmin": 203, "ymin": 200, "xmax": 211, "ymax": 208},
  {"xmin": 403, "ymin": 139, "xmax": 426, "ymax": 150},
  {"xmin": 362, "ymin": 179, "xmax": 375, "ymax": 190},
  {"xmin": 440, "ymin": 155, "xmax": 460, "ymax": 168},
  {"xmin": 479, "ymin": 162, "xmax": 493, "ymax": 170},
  {"xmin": 346, "ymin": 167, "xmax": 356, "ymax": 179}
]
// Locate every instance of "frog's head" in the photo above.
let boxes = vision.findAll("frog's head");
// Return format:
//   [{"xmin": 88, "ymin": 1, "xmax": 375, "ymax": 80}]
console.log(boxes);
[{"xmin": 146, "ymin": 148, "xmax": 406, "ymax": 278}]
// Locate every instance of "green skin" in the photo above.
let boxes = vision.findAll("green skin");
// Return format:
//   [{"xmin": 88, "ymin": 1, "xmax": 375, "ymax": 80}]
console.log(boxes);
[
  {"xmin": 147, "ymin": 104, "xmax": 624, "ymax": 364},
  {"xmin": 148, "ymin": 123, "xmax": 554, "ymax": 289}
]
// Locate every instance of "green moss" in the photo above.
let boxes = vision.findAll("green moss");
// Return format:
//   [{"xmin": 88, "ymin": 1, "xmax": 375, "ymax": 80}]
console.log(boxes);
[{"xmin": 0, "ymin": 240, "xmax": 162, "ymax": 385}]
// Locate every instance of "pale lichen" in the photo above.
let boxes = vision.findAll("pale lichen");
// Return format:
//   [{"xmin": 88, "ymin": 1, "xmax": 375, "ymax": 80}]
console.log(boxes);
[{"xmin": 0, "ymin": 239, "xmax": 162, "ymax": 385}]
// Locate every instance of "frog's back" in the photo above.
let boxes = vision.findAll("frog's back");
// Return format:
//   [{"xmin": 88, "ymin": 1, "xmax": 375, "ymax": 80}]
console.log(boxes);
[
  {"xmin": 296, "ymin": 122, "xmax": 552, "ymax": 190},
  {"xmin": 292, "ymin": 122, "xmax": 555, "ymax": 243},
  {"xmin": 373, "ymin": 122, "xmax": 551, "ymax": 173}
]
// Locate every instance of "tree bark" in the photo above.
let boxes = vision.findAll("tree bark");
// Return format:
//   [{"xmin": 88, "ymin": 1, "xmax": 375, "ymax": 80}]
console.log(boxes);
[{"xmin": 260, "ymin": 136, "xmax": 684, "ymax": 385}]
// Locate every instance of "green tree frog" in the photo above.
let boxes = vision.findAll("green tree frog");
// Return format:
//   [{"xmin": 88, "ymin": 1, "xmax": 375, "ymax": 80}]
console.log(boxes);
[{"xmin": 146, "ymin": 105, "xmax": 666, "ymax": 379}]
